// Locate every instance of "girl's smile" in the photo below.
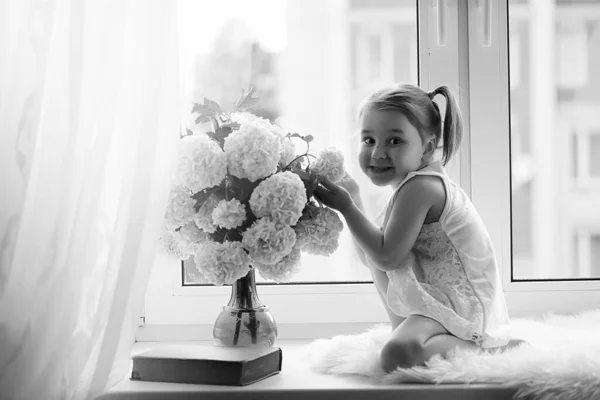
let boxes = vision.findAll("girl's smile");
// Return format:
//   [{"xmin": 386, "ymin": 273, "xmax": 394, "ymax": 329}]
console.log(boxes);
[{"xmin": 367, "ymin": 165, "xmax": 394, "ymax": 174}]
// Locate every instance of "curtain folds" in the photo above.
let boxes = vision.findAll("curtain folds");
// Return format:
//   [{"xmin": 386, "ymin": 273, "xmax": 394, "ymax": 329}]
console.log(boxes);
[{"xmin": 0, "ymin": 0, "xmax": 180, "ymax": 398}]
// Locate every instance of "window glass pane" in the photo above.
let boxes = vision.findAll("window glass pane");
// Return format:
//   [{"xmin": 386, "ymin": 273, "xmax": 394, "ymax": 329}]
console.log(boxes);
[
  {"xmin": 178, "ymin": 0, "xmax": 418, "ymax": 285},
  {"xmin": 509, "ymin": 0, "xmax": 600, "ymax": 279}
]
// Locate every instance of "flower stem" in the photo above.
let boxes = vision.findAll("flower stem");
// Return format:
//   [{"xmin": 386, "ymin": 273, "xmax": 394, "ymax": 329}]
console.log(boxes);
[
  {"xmin": 233, "ymin": 311, "xmax": 242, "ymax": 346},
  {"xmin": 284, "ymin": 153, "xmax": 317, "ymax": 170},
  {"xmin": 210, "ymin": 116, "xmax": 219, "ymax": 132}
]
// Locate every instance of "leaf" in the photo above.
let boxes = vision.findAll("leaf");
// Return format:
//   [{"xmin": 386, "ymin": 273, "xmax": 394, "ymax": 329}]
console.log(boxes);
[
  {"xmin": 304, "ymin": 179, "xmax": 319, "ymax": 200},
  {"xmin": 294, "ymin": 170, "xmax": 319, "ymax": 199},
  {"xmin": 234, "ymin": 88, "xmax": 248, "ymax": 108},
  {"xmin": 239, "ymin": 96, "xmax": 259, "ymax": 110},
  {"xmin": 299, "ymin": 202, "xmax": 318, "ymax": 221},
  {"xmin": 234, "ymin": 86, "xmax": 260, "ymax": 111},
  {"xmin": 193, "ymin": 197, "xmax": 210, "ymax": 213},
  {"xmin": 227, "ymin": 229, "xmax": 244, "ymax": 242},
  {"xmin": 191, "ymin": 186, "xmax": 222, "ymax": 212},
  {"xmin": 192, "ymin": 104, "xmax": 213, "ymax": 115},
  {"xmin": 195, "ymin": 115, "xmax": 211, "ymax": 125},
  {"xmin": 215, "ymin": 125, "xmax": 233, "ymax": 141},
  {"xmin": 238, "ymin": 209, "xmax": 257, "ymax": 232},
  {"xmin": 206, "ymin": 131, "xmax": 220, "ymax": 143},
  {"xmin": 209, "ymin": 227, "xmax": 230, "ymax": 244},
  {"xmin": 192, "ymin": 98, "xmax": 222, "ymax": 125},
  {"xmin": 229, "ymin": 176, "xmax": 260, "ymax": 203},
  {"xmin": 205, "ymin": 126, "xmax": 233, "ymax": 148},
  {"xmin": 203, "ymin": 97, "xmax": 222, "ymax": 113},
  {"xmin": 286, "ymin": 132, "xmax": 313, "ymax": 143},
  {"xmin": 221, "ymin": 121, "xmax": 240, "ymax": 131},
  {"xmin": 213, "ymin": 186, "xmax": 229, "ymax": 199},
  {"xmin": 294, "ymin": 170, "xmax": 310, "ymax": 180}
]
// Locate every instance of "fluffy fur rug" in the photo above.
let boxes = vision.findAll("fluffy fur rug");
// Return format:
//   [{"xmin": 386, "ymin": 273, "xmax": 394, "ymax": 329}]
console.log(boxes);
[{"xmin": 302, "ymin": 309, "xmax": 600, "ymax": 400}]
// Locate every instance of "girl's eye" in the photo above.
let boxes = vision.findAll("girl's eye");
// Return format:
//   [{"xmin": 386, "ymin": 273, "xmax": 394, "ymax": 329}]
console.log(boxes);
[
  {"xmin": 362, "ymin": 137, "xmax": 374, "ymax": 145},
  {"xmin": 389, "ymin": 138, "xmax": 402, "ymax": 145}
]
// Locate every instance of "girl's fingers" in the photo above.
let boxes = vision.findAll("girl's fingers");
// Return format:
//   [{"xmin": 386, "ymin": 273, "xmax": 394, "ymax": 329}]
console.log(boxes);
[
  {"xmin": 314, "ymin": 185, "xmax": 334, "ymax": 204},
  {"xmin": 313, "ymin": 185, "xmax": 329, "ymax": 199},
  {"xmin": 318, "ymin": 177, "xmax": 339, "ymax": 192}
]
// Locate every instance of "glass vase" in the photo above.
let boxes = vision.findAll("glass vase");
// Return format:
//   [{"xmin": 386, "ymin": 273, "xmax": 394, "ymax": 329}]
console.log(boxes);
[{"xmin": 213, "ymin": 268, "xmax": 277, "ymax": 347}]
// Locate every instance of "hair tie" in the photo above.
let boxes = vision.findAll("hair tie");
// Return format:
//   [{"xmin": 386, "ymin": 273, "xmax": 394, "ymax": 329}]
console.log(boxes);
[{"xmin": 428, "ymin": 89, "xmax": 437, "ymax": 100}]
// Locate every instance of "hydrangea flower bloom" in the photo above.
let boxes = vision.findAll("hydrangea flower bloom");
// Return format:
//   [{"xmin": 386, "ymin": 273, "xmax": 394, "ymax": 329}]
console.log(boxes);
[
  {"xmin": 241, "ymin": 217, "xmax": 297, "ymax": 265},
  {"xmin": 230, "ymin": 113, "xmax": 296, "ymax": 167},
  {"xmin": 164, "ymin": 185, "xmax": 196, "ymax": 230},
  {"xmin": 249, "ymin": 171, "xmax": 307, "ymax": 225},
  {"xmin": 177, "ymin": 134, "xmax": 227, "ymax": 192},
  {"xmin": 194, "ymin": 194, "xmax": 220, "ymax": 233},
  {"xmin": 256, "ymin": 245, "xmax": 302, "ymax": 283},
  {"xmin": 312, "ymin": 146, "xmax": 345, "ymax": 183},
  {"xmin": 194, "ymin": 241, "xmax": 251, "ymax": 286},
  {"xmin": 174, "ymin": 222, "xmax": 210, "ymax": 255},
  {"xmin": 224, "ymin": 117, "xmax": 281, "ymax": 182},
  {"xmin": 158, "ymin": 227, "xmax": 188, "ymax": 260},
  {"xmin": 212, "ymin": 198, "xmax": 247, "ymax": 230},
  {"xmin": 294, "ymin": 207, "xmax": 344, "ymax": 256}
]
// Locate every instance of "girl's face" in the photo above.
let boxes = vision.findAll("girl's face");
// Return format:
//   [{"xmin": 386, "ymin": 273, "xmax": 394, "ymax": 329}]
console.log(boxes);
[{"xmin": 358, "ymin": 109, "xmax": 431, "ymax": 188}]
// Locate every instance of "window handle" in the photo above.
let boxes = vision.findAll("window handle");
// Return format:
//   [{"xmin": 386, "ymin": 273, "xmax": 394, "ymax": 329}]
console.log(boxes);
[
  {"xmin": 435, "ymin": 0, "xmax": 448, "ymax": 46},
  {"xmin": 477, "ymin": 0, "xmax": 493, "ymax": 47}
]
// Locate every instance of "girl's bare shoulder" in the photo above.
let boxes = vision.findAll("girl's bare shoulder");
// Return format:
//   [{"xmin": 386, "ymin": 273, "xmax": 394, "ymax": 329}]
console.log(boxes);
[{"xmin": 399, "ymin": 175, "xmax": 446, "ymax": 224}]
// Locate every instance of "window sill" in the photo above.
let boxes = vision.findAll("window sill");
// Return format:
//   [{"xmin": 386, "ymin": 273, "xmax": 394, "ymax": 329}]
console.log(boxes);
[{"xmin": 97, "ymin": 340, "xmax": 519, "ymax": 400}]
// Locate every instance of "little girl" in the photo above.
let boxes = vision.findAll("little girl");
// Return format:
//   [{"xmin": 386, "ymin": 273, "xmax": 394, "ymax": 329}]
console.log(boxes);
[{"xmin": 314, "ymin": 83, "xmax": 513, "ymax": 372}]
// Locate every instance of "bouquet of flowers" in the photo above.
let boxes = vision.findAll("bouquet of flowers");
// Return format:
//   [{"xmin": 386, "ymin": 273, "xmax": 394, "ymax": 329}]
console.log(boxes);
[{"xmin": 160, "ymin": 88, "xmax": 346, "ymax": 286}]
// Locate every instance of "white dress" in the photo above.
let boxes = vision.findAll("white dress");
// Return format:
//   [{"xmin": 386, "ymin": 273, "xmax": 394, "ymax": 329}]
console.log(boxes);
[{"xmin": 372, "ymin": 161, "xmax": 511, "ymax": 348}]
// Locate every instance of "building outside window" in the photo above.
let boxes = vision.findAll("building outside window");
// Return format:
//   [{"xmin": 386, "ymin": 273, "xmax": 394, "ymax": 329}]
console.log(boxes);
[{"xmin": 509, "ymin": 0, "xmax": 600, "ymax": 280}]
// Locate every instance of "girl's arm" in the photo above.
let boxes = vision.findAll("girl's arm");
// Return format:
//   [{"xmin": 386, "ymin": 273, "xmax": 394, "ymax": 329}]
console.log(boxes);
[
  {"xmin": 315, "ymin": 176, "xmax": 439, "ymax": 271},
  {"xmin": 336, "ymin": 174, "xmax": 369, "ymax": 267},
  {"xmin": 348, "ymin": 196, "xmax": 369, "ymax": 267}
]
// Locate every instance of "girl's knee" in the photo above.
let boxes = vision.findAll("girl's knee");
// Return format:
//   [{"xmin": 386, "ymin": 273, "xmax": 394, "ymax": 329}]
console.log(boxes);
[{"xmin": 380, "ymin": 338, "xmax": 424, "ymax": 372}]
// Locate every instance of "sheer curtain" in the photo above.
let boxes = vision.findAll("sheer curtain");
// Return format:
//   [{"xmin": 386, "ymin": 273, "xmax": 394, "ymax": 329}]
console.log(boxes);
[{"xmin": 0, "ymin": 0, "xmax": 180, "ymax": 399}]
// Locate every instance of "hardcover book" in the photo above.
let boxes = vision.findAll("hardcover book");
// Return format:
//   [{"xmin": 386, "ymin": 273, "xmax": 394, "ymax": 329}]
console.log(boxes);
[{"xmin": 131, "ymin": 345, "xmax": 282, "ymax": 386}]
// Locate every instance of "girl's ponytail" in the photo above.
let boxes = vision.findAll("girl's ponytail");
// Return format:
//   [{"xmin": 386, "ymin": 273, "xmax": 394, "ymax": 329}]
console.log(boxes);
[{"xmin": 429, "ymin": 86, "xmax": 463, "ymax": 165}]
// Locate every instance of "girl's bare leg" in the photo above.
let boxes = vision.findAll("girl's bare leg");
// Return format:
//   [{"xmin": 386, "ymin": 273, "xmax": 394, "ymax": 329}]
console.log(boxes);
[{"xmin": 380, "ymin": 314, "xmax": 477, "ymax": 371}]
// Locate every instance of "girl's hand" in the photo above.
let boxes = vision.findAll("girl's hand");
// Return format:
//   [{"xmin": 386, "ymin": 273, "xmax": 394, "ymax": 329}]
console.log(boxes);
[
  {"xmin": 339, "ymin": 172, "xmax": 361, "ymax": 201},
  {"xmin": 313, "ymin": 178, "xmax": 354, "ymax": 212}
]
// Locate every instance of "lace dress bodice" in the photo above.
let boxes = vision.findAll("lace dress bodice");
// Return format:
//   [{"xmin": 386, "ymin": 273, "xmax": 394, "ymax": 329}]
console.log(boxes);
[{"xmin": 375, "ymin": 162, "xmax": 511, "ymax": 348}]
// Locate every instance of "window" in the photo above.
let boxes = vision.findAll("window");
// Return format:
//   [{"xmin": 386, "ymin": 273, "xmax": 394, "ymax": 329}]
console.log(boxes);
[
  {"xmin": 506, "ymin": 0, "xmax": 600, "ymax": 280},
  {"xmin": 142, "ymin": 0, "xmax": 600, "ymax": 340},
  {"xmin": 470, "ymin": 0, "xmax": 600, "ymax": 304},
  {"xmin": 179, "ymin": 0, "xmax": 417, "ymax": 286}
]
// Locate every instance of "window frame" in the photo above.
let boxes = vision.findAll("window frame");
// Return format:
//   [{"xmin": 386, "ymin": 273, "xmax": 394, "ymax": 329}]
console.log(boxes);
[
  {"xmin": 141, "ymin": 0, "xmax": 600, "ymax": 342},
  {"xmin": 468, "ymin": 0, "xmax": 600, "ymax": 294}
]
